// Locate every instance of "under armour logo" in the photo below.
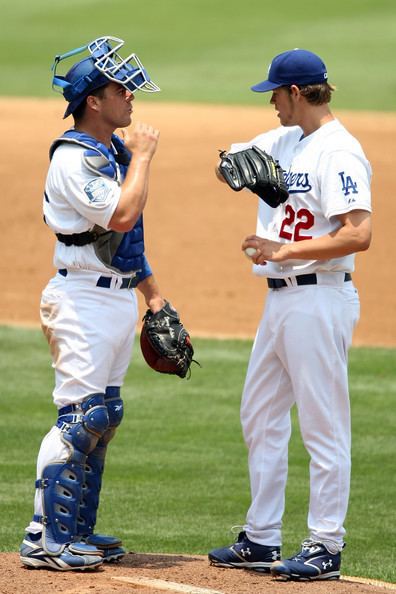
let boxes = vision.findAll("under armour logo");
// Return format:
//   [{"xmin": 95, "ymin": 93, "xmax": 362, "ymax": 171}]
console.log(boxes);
[
  {"xmin": 338, "ymin": 171, "xmax": 358, "ymax": 196},
  {"xmin": 240, "ymin": 547, "xmax": 251, "ymax": 557},
  {"xmin": 322, "ymin": 560, "xmax": 333, "ymax": 569},
  {"xmin": 272, "ymin": 550, "xmax": 280, "ymax": 560}
]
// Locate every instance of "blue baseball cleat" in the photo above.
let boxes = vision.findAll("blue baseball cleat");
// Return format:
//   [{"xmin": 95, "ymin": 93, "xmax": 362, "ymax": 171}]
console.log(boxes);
[
  {"xmin": 208, "ymin": 531, "xmax": 281, "ymax": 572},
  {"xmin": 20, "ymin": 533, "xmax": 103, "ymax": 571},
  {"xmin": 270, "ymin": 539, "xmax": 341, "ymax": 581},
  {"xmin": 84, "ymin": 533, "xmax": 126, "ymax": 562}
]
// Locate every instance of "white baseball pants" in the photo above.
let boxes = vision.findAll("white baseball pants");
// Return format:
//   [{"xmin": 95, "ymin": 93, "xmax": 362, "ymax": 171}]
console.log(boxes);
[
  {"xmin": 40, "ymin": 271, "xmax": 138, "ymax": 408},
  {"xmin": 241, "ymin": 280, "xmax": 360, "ymax": 550},
  {"xmin": 26, "ymin": 270, "xmax": 138, "ymax": 534}
]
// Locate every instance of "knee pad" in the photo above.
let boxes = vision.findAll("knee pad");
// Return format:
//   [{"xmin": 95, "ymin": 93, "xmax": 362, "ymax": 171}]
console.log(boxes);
[
  {"xmin": 68, "ymin": 393, "xmax": 110, "ymax": 454},
  {"xmin": 36, "ymin": 394, "xmax": 109, "ymax": 554}
]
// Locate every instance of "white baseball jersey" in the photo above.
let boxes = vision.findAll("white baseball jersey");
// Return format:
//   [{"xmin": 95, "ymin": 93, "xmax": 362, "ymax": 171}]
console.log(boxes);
[
  {"xmin": 231, "ymin": 119, "xmax": 372, "ymax": 278},
  {"xmin": 44, "ymin": 143, "xmax": 122, "ymax": 274}
]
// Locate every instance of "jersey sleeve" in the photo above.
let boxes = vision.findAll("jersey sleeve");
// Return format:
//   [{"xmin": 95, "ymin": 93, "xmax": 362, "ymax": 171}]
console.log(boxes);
[
  {"xmin": 319, "ymin": 149, "xmax": 372, "ymax": 219},
  {"xmin": 49, "ymin": 146, "xmax": 120, "ymax": 230},
  {"xmin": 230, "ymin": 126, "xmax": 295, "ymax": 155}
]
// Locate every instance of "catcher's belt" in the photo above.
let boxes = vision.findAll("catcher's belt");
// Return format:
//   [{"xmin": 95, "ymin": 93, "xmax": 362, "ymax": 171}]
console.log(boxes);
[{"xmin": 58, "ymin": 268, "xmax": 139, "ymax": 289}]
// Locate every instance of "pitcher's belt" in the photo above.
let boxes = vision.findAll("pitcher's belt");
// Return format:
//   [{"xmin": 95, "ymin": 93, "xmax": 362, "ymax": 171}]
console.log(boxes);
[
  {"xmin": 58, "ymin": 268, "xmax": 138, "ymax": 289},
  {"xmin": 267, "ymin": 272, "xmax": 352, "ymax": 289}
]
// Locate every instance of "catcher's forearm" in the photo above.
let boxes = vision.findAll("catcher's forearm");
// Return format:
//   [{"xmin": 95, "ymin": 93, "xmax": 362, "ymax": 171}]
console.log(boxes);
[
  {"xmin": 137, "ymin": 274, "xmax": 165, "ymax": 313},
  {"xmin": 109, "ymin": 155, "xmax": 152, "ymax": 232}
]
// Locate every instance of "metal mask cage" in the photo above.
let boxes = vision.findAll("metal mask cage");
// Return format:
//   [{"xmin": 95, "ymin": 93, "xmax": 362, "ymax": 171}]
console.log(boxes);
[
  {"xmin": 51, "ymin": 35, "xmax": 160, "ymax": 96},
  {"xmin": 87, "ymin": 36, "xmax": 160, "ymax": 93}
]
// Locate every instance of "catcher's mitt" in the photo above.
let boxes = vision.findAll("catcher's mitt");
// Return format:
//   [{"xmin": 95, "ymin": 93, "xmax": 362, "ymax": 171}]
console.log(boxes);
[
  {"xmin": 218, "ymin": 146, "xmax": 289, "ymax": 208},
  {"xmin": 140, "ymin": 301, "xmax": 195, "ymax": 379}
]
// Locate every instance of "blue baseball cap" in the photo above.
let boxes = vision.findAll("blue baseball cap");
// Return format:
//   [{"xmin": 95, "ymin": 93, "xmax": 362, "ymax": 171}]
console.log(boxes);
[{"xmin": 251, "ymin": 49, "xmax": 328, "ymax": 93}]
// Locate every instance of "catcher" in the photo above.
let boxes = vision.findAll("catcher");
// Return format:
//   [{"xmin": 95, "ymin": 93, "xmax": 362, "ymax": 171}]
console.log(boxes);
[{"xmin": 20, "ymin": 36, "xmax": 194, "ymax": 573}]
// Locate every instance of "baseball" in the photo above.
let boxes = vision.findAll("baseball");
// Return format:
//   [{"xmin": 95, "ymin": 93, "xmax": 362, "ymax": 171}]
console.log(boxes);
[{"xmin": 244, "ymin": 247, "xmax": 258, "ymax": 259}]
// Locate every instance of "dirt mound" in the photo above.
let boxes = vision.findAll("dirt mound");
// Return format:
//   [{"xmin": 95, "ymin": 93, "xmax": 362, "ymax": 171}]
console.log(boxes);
[{"xmin": 2, "ymin": 551, "xmax": 394, "ymax": 594}]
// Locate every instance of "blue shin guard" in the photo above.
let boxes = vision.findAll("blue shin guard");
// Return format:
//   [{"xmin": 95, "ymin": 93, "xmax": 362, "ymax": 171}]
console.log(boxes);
[
  {"xmin": 77, "ymin": 387, "xmax": 125, "ymax": 560},
  {"xmin": 34, "ymin": 394, "xmax": 109, "ymax": 555}
]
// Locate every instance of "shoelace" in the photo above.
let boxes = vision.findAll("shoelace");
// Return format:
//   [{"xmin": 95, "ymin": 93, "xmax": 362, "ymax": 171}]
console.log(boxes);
[
  {"xmin": 230, "ymin": 525, "xmax": 244, "ymax": 534},
  {"xmin": 302, "ymin": 538, "xmax": 341, "ymax": 555},
  {"xmin": 230, "ymin": 525, "xmax": 245, "ymax": 542},
  {"xmin": 291, "ymin": 539, "xmax": 325, "ymax": 561},
  {"xmin": 302, "ymin": 538, "xmax": 322, "ymax": 550}
]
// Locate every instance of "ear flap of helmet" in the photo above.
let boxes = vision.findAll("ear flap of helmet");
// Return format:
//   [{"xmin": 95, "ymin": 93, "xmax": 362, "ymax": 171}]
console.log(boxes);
[{"xmin": 52, "ymin": 55, "xmax": 110, "ymax": 118}]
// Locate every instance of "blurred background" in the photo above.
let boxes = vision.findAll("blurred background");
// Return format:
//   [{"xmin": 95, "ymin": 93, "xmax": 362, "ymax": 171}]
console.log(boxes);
[{"xmin": 1, "ymin": 0, "xmax": 395, "ymax": 110}]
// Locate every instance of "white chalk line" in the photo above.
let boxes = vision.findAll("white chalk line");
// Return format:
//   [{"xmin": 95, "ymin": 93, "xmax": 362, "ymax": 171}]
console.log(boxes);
[
  {"xmin": 342, "ymin": 575, "xmax": 396, "ymax": 590},
  {"xmin": 111, "ymin": 576, "xmax": 224, "ymax": 594},
  {"xmin": 112, "ymin": 574, "xmax": 396, "ymax": 593}
]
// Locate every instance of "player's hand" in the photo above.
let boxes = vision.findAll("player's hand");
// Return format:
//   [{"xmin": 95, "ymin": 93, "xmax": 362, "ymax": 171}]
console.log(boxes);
[
  {"xmin": 242, "ymin": 234, "xmax": 287, "ymax": 264},
  {"xmin": 121, "ymin": 122, "xmax": 160, "ymax": 160}
]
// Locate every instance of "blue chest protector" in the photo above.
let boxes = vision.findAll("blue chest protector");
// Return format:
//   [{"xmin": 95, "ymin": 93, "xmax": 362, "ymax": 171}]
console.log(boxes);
[{"xmin": 49, "ymin": 129, "xmax": 152, "ymax": 281}]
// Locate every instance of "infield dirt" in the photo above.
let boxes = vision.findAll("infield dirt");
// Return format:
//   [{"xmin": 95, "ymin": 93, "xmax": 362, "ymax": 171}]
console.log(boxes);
[
  {"xmin": 1, "ymin": 99, "xmax": 395, "ymax": 345},
  {"xmin": 0, "ymin": 100, "xmax": 395, "ymax": 593},
  {"xmin": 2, "ymin": 551, "xmax": 396, "ymax": 594}
]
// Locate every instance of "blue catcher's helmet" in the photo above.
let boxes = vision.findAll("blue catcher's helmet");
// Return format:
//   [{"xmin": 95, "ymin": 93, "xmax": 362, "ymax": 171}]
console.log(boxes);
[{"xmin": 52, "ymin": 36, "xmax": 160, "ymax": 119}]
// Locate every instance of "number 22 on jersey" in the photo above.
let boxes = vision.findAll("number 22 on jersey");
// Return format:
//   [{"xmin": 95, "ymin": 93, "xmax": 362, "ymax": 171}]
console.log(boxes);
[{"xmin": 279, "ymin": 205, "xmax": 314, "ymax": 241}]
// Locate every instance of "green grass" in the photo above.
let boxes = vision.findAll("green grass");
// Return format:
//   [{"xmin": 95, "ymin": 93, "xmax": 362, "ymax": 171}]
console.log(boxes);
[
  {"xmin": 0, "ymin": 325, "xmax": 395, "ymax": 581},
  {"xmin": 0, "ymin": 0, "xmax": 396, "ymax": 110}
]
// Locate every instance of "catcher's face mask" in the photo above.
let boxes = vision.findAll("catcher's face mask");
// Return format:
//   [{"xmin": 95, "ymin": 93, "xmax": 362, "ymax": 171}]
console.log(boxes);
[{"xmin": 52, "ymin": 36, "xmax": 160, "ymax": 118}]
